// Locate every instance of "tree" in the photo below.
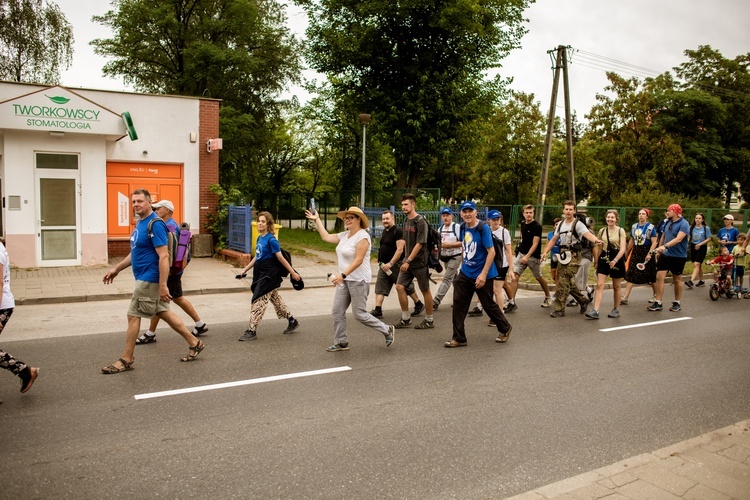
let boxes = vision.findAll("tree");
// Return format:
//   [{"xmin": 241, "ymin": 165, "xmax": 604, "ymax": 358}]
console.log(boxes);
[
  {"xmin": 674, "ymin": 46, "xmax": 750, "ymax": 207},
  {"xmin": 92, "ymin": 0, "xmax": 301, "ymax": 112},
  {"xmin": 0, "ymin": 0, "xmax": 73, "ymax": 83},
  {"xmin": 295, "ymin": 0, "xmax": 534, "ymax": 188}
]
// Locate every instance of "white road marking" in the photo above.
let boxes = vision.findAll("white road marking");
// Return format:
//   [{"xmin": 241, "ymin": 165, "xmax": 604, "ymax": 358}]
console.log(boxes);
[
  {"xmin": 599, "ymin": 317, "xmax": 693, "ymax": 332},
  {"xmin": 134, "ymin": 366, "xmax": 352, "ymax": 400}
]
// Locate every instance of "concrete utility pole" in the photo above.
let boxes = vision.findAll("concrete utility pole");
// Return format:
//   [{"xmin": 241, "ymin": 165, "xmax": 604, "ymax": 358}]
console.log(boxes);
[
  {"xmin": 538, "ymin": 45, "xmax": 576, "ymax": 222},
  {"xmin": 359, "ymin": 113, "xmax": 372, "ymax": 208}
]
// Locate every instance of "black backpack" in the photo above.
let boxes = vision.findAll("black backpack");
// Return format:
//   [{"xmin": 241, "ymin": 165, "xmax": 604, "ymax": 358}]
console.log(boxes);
[{"xmin": 424, "ymin": 218, "xmax": 442, "ymax": 270}]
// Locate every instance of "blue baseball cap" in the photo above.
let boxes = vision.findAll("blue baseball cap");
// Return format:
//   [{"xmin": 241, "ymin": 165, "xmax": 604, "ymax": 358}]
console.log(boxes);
[
  {"xmin": 488, "ymin": 210, "xmax": 502, "ymax": 220},
  {"xmin": 460, "ymin": 201, "xmax": 476, "ymax": 211},
  {"xmin": 440, "ymin": 207, "xmax": 452, "ymax": 215}
]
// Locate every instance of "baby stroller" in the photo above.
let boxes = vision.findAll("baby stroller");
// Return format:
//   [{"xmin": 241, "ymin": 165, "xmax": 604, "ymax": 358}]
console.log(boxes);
[{"xmin": 709, "ymin": 263, "xmax": 741, "ymax": 300}]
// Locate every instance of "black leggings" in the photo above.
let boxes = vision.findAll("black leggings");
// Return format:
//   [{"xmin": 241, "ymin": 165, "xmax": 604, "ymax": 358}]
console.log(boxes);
[{"xmin": 0, "ymin": 308, "xmax": 26, "ymax": 376}]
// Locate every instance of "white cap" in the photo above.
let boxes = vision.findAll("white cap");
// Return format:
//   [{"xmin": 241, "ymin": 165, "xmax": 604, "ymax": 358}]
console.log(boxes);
[
  {"xmin": 152, "ymin": 199, "xmax": 175, "ymax": 212},
  {"xmin": 724, "ymin": 214, "xmax": 734, "ymax": 221}
]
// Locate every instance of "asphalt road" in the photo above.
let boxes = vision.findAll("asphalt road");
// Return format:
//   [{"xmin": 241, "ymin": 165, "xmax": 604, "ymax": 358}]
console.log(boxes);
[{"xmin": 2, "ymin": 285, "xmax": 749, "ymax": 499}]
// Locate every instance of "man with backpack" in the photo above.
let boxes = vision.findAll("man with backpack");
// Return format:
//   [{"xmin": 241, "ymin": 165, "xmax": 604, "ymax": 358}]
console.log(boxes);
[
  {"xmin": 101, "ymin": 189, "xmax": 206, "ymax": 373},
  {"xmin": 135, "ymin": 199, "xmax": 208, "ymax": 345},
  {"xmin": 432, "ymin": 207, "xmax": 462, "ymax": 310},
  {"xmin": 445, "ymin": 201, "xmax": 511, "ymax": 347},
  {"xmin": 542, "ymin": 201, "xmax": 602, "ymax": 318},
  {"xmin": 395, "ymin": 193, "xmax": 435, "ymax": 329}
]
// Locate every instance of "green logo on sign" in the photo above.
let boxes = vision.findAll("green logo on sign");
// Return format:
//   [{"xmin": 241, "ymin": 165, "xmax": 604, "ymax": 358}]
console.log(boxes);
[{"xmin": 45, "ymin": 95, "xmax": 70, "ymax": 105}]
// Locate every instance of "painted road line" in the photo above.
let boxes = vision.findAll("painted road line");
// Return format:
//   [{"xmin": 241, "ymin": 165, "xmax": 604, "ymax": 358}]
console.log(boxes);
[
  {"xmin": 599, "ymin": 317, "xmax": 692, "ymax": 333},
  {"xmin": 134, "ymin": 366, "xmax": 353, "ymax": 400}
]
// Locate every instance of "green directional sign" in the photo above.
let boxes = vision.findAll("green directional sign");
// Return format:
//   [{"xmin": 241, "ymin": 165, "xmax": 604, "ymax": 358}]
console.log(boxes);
[{"xmin": 121, "ymin": 111, "xmax": 138, "ymax": 140}]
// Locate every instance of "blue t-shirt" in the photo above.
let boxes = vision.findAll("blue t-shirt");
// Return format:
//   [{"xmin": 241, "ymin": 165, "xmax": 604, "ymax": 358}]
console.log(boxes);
[
  {"xmin": 717, "ymin": 226, "xmax": 739, "ymax": 252},
  {"xmin": 130, "ymin": 212, "xmax": 168, "ymax": 283},
  {"xmin": 460, "ymin": 222, "xmax": 497, "ymax": 280},
  {"xmin": 690, "ymin": 225, "xmax": 711, "ymax": 245},
  {"xmin": 631, "ymin": 222, "xmax": 655, "ymax": 246},
  {"xmin": 255, "ymin": 233, "xmax": 281, "ymax": 262},
  {"xmin": 663, "ymin": 217, "xmax": 690, "ymax": 258},
  {"xmin": 548, "ymin": 230, "xmax": 560, "ymax": 256}
]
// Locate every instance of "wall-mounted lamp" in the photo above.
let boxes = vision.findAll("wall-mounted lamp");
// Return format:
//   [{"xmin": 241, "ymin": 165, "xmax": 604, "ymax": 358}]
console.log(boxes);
[{"xmin": 50, "ymin": 131, "xmax": 64, "ymax": 137}]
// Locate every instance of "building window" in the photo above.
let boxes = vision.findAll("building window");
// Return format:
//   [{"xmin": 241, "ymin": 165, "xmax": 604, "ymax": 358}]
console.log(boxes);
[{"xmin": 36, "ymin": 153, "xmax": 78, "ymax": 170}]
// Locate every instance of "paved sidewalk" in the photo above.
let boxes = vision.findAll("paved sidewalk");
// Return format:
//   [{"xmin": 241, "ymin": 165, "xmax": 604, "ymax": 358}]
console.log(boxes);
[
  {"xmin": 509, "ymin": 420, "xmax": 750, "ymax": 499},
  {"xmin": 9, "ymin": 253, "xmax": 352, "ymax": 305}
]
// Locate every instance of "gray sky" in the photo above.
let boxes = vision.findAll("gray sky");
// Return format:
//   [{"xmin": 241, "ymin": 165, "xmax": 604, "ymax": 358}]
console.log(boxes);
[{"xmin": 57, "ymin": 0, "xmax": 749, "ymax": 119}]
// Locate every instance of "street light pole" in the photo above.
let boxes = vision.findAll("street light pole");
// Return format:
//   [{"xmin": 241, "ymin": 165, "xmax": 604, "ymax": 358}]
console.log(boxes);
[{"xmin": 359, "ymin": 113, "xmax": 371, "ymax": 208}]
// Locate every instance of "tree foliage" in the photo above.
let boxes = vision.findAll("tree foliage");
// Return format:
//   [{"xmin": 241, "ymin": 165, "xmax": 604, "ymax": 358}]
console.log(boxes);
[
  {"xmin": 0, "ymin": 0, "xmax": 73, "ymax": 83},
  {"xmin": 295, "ymin": 0, "xmax": 534, "ymax": 188}
]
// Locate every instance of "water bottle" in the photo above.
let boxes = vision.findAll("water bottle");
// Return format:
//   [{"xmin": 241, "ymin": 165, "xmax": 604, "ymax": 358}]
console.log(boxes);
[{"xmin": 380, "ymin": 262, "xmax": 392, "ymax": 276}]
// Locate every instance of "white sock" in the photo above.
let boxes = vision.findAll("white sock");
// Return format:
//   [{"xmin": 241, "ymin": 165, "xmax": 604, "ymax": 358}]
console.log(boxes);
[
  {"xmin": 195, "ymin": 321, "xmax": 205, "ymax": 328},
  {"xmin": 146, "ymin": 330, "xmax": 155, "ymax": 336},
  {"xmin": 426, "ymin": 315, "xmax": 434, "ymax": 322},
  {"xmin": 402, "ymin": 312, "xmax": 411, "ymax": 321}
]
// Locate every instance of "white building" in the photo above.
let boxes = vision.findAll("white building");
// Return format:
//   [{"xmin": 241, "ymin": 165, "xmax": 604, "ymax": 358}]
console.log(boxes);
[{"xmin": 0, "ymin": 82, "xmax": 220, "ymax": 268}]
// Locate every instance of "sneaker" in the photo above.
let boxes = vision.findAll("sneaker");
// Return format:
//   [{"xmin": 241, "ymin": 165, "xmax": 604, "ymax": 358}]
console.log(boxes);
[
  {"xmin": 620, "ymin": 298, "xmax": 629, "ymax": 305},
  {"xmin": 504, "ymin": 302, "xmax": 518, "ymax": 313},
  {"xmin": 283, "ymin": 318, "xmax": 299, "ymax": 334},
  {"xmin": 370, "ymin": 308, "xmax": 383, "ymax": 318},
  {"xmin": 495, "ymin": 324, "xmax": 512, "ymax": 343},
  {"xmin": 487, "ymin": 320, "xmax": 496, "ymax": 327},
  {"xmin": 467, "ymin": 307, "xmax": 483, "ymax": 317},
  {"xmin": 669, "ymin": 302, "xmax": 681, "ymax": 312},
  {"xmin": 414, "ymin": 318, "xmax": 435, "ymax": 330},
  {"xmin": 646, "ymin": 302, "xmax": 663, "ymax": 311},
  {"xmin": 238, "ymin": 329, "xmax": 257, "ymax": 341},
  {"xmin": 578, "ymin": 299, "xmax": 589, "ymax": 314},
  {"xmin": 550, "ymin": 310, "xmax": 565, "ymax": 318},
  {"xmin": 745, "ymin": 292, "xmax": 750, "ymax": 299},
  {"xmin": 566, "ymin": 299, "xmax": 578, "ymax": 307},
  {"xmin": 326, "ymin": 343, "xmax": 350, "ymax": 352},
  {"xmin": 608, "ymin": 308, "xmax": 620, "ymax": 318},
  {"xmin": 385, "ymin": 325, "xmax": 395, "ymax": 347},
  {"xmin": 586, "ymin": 286, "xmax": 595, "ymax": 302},
  {"xmin": 135, "ymin": 333, "xmax": 156, "ymax": 345},
  {"xmin": 394, "ymin": 318, "xmax": 412, "ymax": 329},
  {"xmin": 696, "ymin": 281, "xmax": 705, "ymax": 287},
  {"xmin": 411, "ymin": 302, "xmax": 424, "ymax": 317},
  {"xmin": 585, "ymin": 310, "xmax": 599, "ymax": 319},
  {"xmin": 685, "ymin": 280, "xmax": 694, "ymax": 289},
  {"xmin": 192, "ymin": 324, "xmax": 209, "ymax": 337},
  {"xmin": 541, "ymin": 297, "xmax": 553, "ymax": 308},
  {"xmin": 432, "ymin": 302, "xmax": 440, "ymax": 311}
]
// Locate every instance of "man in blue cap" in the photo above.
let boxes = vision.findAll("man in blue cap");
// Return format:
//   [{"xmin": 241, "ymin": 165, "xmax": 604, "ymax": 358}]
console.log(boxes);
[
  {"xmin": 445, "ymin": 201, "xmax": 512, "ymax": 347},
  {"xmin": 432, "ymin": 207, "xmax": 462, "ymax": 310}
]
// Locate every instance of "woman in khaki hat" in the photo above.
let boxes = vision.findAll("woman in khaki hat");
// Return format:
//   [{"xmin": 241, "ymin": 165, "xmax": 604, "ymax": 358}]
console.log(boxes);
[{"xmin": 305, "ymin": 206, "xmax": 395, "ymax": 351}]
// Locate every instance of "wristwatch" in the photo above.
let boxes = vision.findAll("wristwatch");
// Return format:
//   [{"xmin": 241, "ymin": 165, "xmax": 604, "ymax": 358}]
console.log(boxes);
[
  {"xmin": 405, "ymin": 258, "xmax": 412, "ymax": 264},
  {"xmin": 341, "ymin": 273, "xmax": 347, "ymax": 279}
]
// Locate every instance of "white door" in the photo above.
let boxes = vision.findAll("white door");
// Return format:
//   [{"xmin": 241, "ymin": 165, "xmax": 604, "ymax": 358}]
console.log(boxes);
[{"xmin": 35, "ymin": 153, "xmax": 81, "ymax": 266}]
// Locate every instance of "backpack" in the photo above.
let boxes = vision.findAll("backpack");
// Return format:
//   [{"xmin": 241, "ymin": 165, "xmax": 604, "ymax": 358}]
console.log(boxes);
[
  {"xmin": 278, "ymin": 247, "xmax": 292, "ymax": 277},
  {"xmin": 148, "ymin": 218, "xmax": 192, "ymax": 275},
  {"xmin": 555, "ymin": 213, "xmax": 589, "ymax": 250},
  {"xmin": 424, "ymin": 218, "xmax": 442, "ymax": 270}
]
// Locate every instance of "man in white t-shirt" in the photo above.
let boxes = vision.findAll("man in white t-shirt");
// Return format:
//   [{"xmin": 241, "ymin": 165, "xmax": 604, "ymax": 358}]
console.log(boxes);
[
  {"xmin": 432, "ymin": 207, "xmax": 462, "ymax": 310},
  {"xmin": 542, "ymin": 201, "xmax": 602, "ymax": 317}
]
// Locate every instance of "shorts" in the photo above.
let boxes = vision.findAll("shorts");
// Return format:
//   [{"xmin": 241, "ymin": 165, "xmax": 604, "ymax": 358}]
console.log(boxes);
[
  {"xmin": 596, "ymin": 256, "xmax": 625, "ymax": 279},
  {"xmin": 514, "ymin": 253, "xmax": 543, "ymax": 278},
  {"xmin": 550, "ymin": 256, "xmax": 558, "ymax": 270},
  {"xmin": 689, "ymin": 244, "xmax": 707, "ymax": 264},
  {"xmin": 374, "ymin": 267, "xmax": 415, "ymax": 296},
  {"xmin": 127, "ymin": 280, "xmax": 170, "ymax": 318},
  {"xmin": 494, "ymin": 266, "xmax": 509, "ymax": 281},
  {"xmin": 735, "ymin": 265, "xmax": 745, "ymax": 278},
  {"xmin": 167, "ymin": 273, "xmax": 184, "ymax": 299},
  {"xmin": 656, "ymin": 255, "xmax": 687, "ymax": 276},
  {"xmin": 396, "ymin": 264, "xmax": 431, "ymax": 292}
]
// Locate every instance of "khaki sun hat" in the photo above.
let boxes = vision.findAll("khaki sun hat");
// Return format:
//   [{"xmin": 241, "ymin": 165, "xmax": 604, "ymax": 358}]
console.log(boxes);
[{"xmin": 336, "ymin": 206, "xmax": 369, "ymax": 229}]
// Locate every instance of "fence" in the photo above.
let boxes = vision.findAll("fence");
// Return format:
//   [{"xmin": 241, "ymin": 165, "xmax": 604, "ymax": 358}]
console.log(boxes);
[{"xmin": 227, "ymin": 201, "xmax": 750, "ymax": 255}]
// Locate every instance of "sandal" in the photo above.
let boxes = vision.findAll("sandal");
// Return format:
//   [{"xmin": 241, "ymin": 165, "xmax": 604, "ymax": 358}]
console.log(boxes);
[
  {"xmin": 135, "ymin": 333, "xmax": 156, "ymax": 345},
  {"xmin": 444, "ymin": 340, "xmax": 467, "ymax": 348},
  {"xmin": 102, "ymin": 358, "xmax": 134, "ymax": 374},
  {"xmin": 180, "ymin": 340, "xmax": 205, "ymax": 362}
]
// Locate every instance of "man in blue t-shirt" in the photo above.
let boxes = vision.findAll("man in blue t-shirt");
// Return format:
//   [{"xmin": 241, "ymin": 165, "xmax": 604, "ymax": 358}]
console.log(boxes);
[
  {"xmin": 101, "ymin": 189, "xmax": 206, "ymax": 374},
  {"xmin": 648, "ymin": 203, "xmax": 690, "ymax": 312},
  {"xmin": 136, "ymin": 199, "xmax": 208, "ymax": 345},
  {"xmin": 445, "ymin": 201, "xmax": 511, "ymax": 348}
]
